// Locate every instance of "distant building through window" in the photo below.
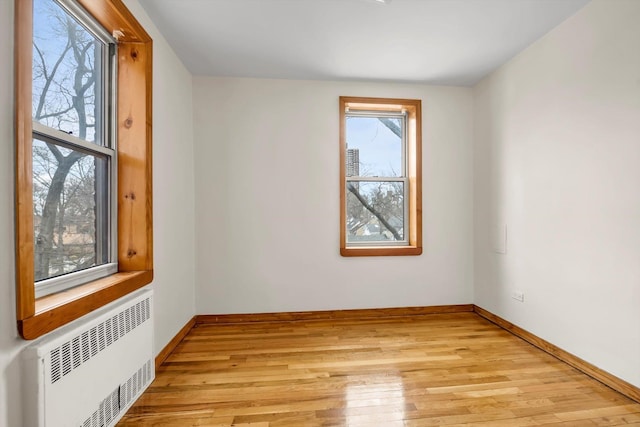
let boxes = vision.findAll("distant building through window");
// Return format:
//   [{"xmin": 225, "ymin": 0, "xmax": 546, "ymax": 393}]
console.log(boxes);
[
  {"xmin": 346, "ymin": 147, "xmax": 360, "ymax": 177},
  {"xmin": 340, "ymin": 97, "xmax": 422, "ymax": 257}
]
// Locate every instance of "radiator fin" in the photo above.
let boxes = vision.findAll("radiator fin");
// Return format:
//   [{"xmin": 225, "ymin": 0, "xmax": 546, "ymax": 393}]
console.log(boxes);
[
  {"xmin": 51, "ymin": 347, "xmax": 61, "ymax": 383},
  {"xmin": 80, "ymin": 359, "xmax": 153, "ymax": 427},
  {"xmin": 23, "ymin": 289, "xmax": 154, "ymax": 427},
  {"xmin": 47, "ymin": 297, "xmax": 152, "ymax": 385},
  {"xmin": 73, "ymin": 336, "xmax": 81, "ymax": 368}
]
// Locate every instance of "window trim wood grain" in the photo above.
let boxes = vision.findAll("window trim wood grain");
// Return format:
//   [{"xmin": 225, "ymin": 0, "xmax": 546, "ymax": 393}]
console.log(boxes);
[
  {"xmin": 15, "ymin": 0, "xmax": 153, "ymax": 339},
  {"xmin": 339, "ymin": 97, "xmax": 422, "ymax": 257}
]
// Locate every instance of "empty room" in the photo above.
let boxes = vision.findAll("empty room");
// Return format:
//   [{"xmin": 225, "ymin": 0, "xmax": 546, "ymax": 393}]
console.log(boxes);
[{"xmin": 1, "ymin": 0, "xmax": 639, "ymax": 426}]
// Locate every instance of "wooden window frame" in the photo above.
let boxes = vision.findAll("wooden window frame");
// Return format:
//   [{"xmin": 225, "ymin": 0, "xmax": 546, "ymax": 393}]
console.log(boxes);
[
  {"xmin": 339, "ymin": 97, "xmax": 422, "ymax": 257},
  {"xmin": 15, "ymin": 0, "xmax": 153, "ymax": 339}
]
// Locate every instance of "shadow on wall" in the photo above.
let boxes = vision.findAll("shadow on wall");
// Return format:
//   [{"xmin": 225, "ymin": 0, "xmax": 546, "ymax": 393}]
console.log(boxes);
[{"xmin": 1, "ymin": 355, "xmax": 23, "ymax": 427}]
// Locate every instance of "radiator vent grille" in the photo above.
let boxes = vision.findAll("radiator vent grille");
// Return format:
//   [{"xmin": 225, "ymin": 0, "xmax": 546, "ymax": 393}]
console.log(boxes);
[
  {"xmin": 79, "ymin": 359, "xmax": 152, "ymax": 427},
  {"xmin": 49, "ymin": 298, "xmax": 151, "ymax": 384},
  {"xmin": 120, "ymin": 359, "xmax": 153, "ymax": 409},
  {"xmin": 23, "ymin": 289, "xmax": 154, "ymax": 427},
  {"xmin": 81, "ymin": 389, "xmax": 119, "ymax": 427}
]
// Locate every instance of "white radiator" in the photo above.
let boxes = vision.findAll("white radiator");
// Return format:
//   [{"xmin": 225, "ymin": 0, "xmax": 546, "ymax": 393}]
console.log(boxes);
[{"xmin": 23, "ymin": 288, "xmax": 155, "ymax": 427}]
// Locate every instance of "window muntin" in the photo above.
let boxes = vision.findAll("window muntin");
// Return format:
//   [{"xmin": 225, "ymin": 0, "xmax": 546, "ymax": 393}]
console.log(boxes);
[
  {"xmin": 32, "ymin": 0, "xmax": 114, "ymax": 145},
  {"xmin": 345, "ymin": 112, "xmax": 408, "ymax": 245},
  {"xmin": 340, "ymin": 97, "xmax": 422, "ymax": 256},
  {"xmin": 346, "ymin": 181, "xmax": 406, "ymax": 244},
  {"xmin": 16, "ymin": 0, "xmax": 153, "ymax": 339},
  {"xmin": 31, "ymin": 0, "xmax": 117, "ymax": 297}
]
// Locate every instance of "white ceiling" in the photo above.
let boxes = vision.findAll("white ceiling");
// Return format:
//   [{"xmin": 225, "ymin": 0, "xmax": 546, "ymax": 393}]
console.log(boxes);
[{"xmin": 138, "ymin": 0, "xmax": 590, "ymax": 86}]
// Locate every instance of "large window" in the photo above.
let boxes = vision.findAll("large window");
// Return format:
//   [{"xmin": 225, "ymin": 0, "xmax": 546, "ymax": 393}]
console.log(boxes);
[
  {"xmin": 32, "ymin": 0, "xmax": 117, "ymax": 298},
  {"xmin": 16, "ymin": 0, "xmax": 153, "ymax": 339},
  {"xmin": 340, "ymin": 97, "xmax": 422, "ymax": 256}
]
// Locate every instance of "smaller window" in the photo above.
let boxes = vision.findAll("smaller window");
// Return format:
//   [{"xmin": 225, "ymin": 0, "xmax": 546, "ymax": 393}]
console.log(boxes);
[{"xmin": 340, "ymin": 97, "xmax": 422, "ymax": 256}]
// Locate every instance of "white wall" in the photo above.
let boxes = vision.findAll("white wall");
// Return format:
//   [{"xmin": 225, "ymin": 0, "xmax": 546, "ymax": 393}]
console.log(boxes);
[
  {"xmin": 124, "ymin": 0, "xmax": 197, "ymax": 356},
  {"xmin": 193, "ymin": 77, "xmax": 474, "ymax": 314},
  {"xmin": 474, "ymin": 0, "xmax": 640, "ymax": 387},
  {"xmin": 3, "ymin": 0, "xmax": 637, "ymax": 423},
  {"xmin": 0, "ymin": 2, "xmax": 197, "ymax": 425},
  {"xmin": 0, "ymin": 1, "xmax": 24, "ymax": 425}
]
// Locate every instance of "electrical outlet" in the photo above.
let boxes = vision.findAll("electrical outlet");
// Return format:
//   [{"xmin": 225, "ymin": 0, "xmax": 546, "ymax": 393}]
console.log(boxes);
[{"xmin": 511, "ymin": 291, "xmax": 524, "ymax": 302}]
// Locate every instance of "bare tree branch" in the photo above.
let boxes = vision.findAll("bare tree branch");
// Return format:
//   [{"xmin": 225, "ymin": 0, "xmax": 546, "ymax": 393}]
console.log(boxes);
[
  {"xmin": 37, "ymin": 105, "xmax": 75, "ymax": 120},
  {"xmin": 33, "ymin": 40, "xmax": 72, "ymax": 120},
  {"xmin": 45, "ymin": 142, "xmax": 64, "ymax": 163},
  {"xmin": 33, "ymin": 9, "xmax": 97, "ymax": 278},
  {"xmin": 379, "ymin": 117, "xmax": 402, "ymax": 138},
  {"xmin": 347, "ymin": 183, "xmax": 401, "ymax": 240}
]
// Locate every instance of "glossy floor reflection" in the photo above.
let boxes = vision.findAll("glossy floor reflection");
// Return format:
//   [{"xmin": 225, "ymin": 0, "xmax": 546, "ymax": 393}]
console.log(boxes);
[
  {"xmin": 118, "ymin": 313, "xmax": 640, "ymax": 426},
  {"xmin": 345, "ymin": 375, "xmax": 406, "ymax": 426}
]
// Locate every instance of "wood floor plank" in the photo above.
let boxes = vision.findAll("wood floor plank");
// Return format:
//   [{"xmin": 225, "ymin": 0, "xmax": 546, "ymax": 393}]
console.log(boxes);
[{"xmin": 118, "ymin": 313, "xmax": 640, "ymax": 426}]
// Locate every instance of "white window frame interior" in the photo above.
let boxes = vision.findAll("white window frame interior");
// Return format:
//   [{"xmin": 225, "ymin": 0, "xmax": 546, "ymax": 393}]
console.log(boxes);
[
  {"xmin": 344, "ymin": 110, "xmax": 410, "ymax": 247},
  {"xmin": 33, "ymin": 0, "xmax": 118, "ymax": 298}
]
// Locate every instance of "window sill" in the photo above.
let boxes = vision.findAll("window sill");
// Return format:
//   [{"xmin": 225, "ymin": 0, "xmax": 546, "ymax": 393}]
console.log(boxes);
[
  {"xmin": 340, "ymin": 246, "xmax": 423, "ymax": 257},
  {"xmin": 18, "ymin": 270, "xmax": 153, "ymax": 340}
]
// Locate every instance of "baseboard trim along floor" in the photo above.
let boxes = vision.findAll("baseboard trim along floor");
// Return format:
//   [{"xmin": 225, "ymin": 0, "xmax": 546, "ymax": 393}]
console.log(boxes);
[
  {"xmin": 473, "ymin": 305, "xmax": 640, "ymax": 403},
  {"xmin": 157, "ymin": 304, "xmax": 639, "ymax": 405}
]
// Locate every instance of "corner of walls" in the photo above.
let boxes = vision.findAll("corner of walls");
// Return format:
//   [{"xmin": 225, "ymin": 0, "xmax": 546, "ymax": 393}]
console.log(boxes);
[
  {"xmin": 123, "ymin": 0, "xmax": 197, "ymax": 355},
  {"xmin": 192, "ymin": 77, "xmax": 475, "ymax": 315},
  {"xmin": 0, "ymin": 1, "xmax": 198, "ymax": 421},
  {"xmin": 0, "ymin": 1, "xmax": 27, "ymax": 426},
  {"xmin": 472, "ymin": 0, "xmax": 640, "ymax": 388}
]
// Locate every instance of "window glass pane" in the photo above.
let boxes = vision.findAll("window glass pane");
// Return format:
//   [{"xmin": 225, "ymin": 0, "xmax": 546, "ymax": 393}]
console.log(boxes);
[
  {"xmin": 33, "ymin": 138, "xmax": 109, "ymax": 281},
  {"xmin": 32, "ymin": 0, "xmax": 103, "ymax": 144},
  {"xmin": 346, "ymin": 181, "xmax": 404, "ymax": 243},
  {"xmin": 345, "ymin": 116, "xmax": 403, "ymax": 178}
]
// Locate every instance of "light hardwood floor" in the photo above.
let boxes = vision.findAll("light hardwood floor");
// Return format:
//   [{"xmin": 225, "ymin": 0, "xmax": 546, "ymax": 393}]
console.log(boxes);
[{"xmin": 118, "ymin": 312, "xmax": 640, "ymax": 426}]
